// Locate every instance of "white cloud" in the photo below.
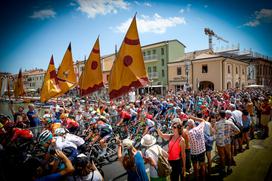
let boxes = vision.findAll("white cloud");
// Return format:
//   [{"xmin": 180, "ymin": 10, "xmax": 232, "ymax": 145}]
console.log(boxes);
[
  {"xmin": 114, "ymin": 13, "xmax": 186, "ymax": 34},
  {"xmin": 179, "ymin": 8, "xmax": 185, "ymax": 13},
  {"xmin": 76, "ymin": 0, "xmax": 129, "ymax": 18},
  {"xmin": 30, "ymin": 9, "xmax": 56, "ymax": 20},
  {"xmin": 244, "ymin": 8, "xmax": 272, "ymax": 27},
  {"xmin": 204, "ymin": 5, "xmax": 208, "ymax": 8},
  {"xmin": 144, "ymin": 2, "xmax": 152, "ymax": 7}
]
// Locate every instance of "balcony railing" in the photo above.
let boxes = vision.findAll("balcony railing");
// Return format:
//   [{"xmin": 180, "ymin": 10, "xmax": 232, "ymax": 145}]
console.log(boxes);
[
  {"xmin": 148, "ymin": 72, "xmax": 159, "ymax": 79},
  {"xmin": 144, "ymin": 55, "xmax": 158, "ymax": 61}
]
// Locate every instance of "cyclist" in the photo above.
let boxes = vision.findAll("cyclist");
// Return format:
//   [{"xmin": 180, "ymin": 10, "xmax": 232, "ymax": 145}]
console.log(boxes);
[{"xmin": 89, "ymin": 116, "xmax": 113, "ymax": 157}]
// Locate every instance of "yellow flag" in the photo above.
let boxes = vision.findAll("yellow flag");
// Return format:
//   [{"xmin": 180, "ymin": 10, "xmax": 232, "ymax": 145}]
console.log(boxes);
[
  {"xmin": 14, "ymin": 69, "xmax": 25, "ymax": 97},
  {"xmin": 79, "ymin": 37, "xmax": 103, "ymax": 96},
  {"xmin": 108, "ymin": 15, "xmax": 148, "ymax": 99},
  {"xmin": 40, "ymin": 55, "xmax": 61, "ymax": 102},
  {"xmin": 56, "ymin": 43, "xmax": 77, "ymax": 96}
]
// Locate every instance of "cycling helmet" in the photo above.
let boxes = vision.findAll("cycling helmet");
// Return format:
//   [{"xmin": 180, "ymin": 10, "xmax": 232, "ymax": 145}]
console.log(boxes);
[
  {"xmin": 54, "ymin": 128, "xmax": 66, "ymax": 136},
  {"xmin": 38, "ymin": 130, "xmax": 53, "ymax": 144}
]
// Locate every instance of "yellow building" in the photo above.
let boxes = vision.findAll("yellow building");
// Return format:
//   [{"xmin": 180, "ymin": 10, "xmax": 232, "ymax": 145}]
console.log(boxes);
[{"xmin": 168, "ymin": 50, "xmax": 249, "ymax": 92}]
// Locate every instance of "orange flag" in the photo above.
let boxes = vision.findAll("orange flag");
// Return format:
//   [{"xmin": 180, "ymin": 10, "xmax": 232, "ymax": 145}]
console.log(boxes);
[
  {"xmin": 14, "ymin": 69, "xmax": 25, "ymax": 97},
  {"xmin": 40, "ymin": 55, "xmax": 61, "ymax": 102},
  {"xmin": 108, "ymin": 15, "xmax": 148, "ymax": 99},
  {"xmin": 56, "ymin": 43, "xmax": 77, "ymax": 97},
  {"xmin": 79, "ymin": 37, "xmax": 103, "ymax": 96}
]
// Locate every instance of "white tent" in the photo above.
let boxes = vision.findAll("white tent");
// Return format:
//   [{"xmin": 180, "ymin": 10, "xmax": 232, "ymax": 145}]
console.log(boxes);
[{"xmin": 244, "ymin": 84, "xmax": 264, "ymax": 88}]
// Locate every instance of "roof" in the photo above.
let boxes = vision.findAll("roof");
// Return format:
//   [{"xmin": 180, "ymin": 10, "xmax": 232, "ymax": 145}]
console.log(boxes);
[{"xmin": 141, "ymin": 39, "xmax": 186, "ymax": 49}]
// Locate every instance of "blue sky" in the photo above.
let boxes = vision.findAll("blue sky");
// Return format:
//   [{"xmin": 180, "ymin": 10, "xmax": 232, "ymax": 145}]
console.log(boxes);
[{"xmin": 1, "ymin": 0, "xmax": 272, "ymax": 73}]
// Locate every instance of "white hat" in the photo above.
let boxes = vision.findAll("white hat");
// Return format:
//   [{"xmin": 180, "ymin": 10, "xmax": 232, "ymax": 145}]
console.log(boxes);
[
  {"xmin": 122, "ymin": 139, "xmax": 134, "ymax": 148},
  {"xmin": 141, "ymin": 134, "xmax": 156, "ymax": 147},
  {"xmin": 172, "ymin": 118, "xmax": 182, "ymax": 125}
]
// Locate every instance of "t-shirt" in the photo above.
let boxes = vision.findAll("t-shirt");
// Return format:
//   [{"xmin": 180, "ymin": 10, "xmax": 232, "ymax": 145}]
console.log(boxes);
[
  {"xmin": 145, "ymin": 145, "xmax": 163, "ymax": 178},
  {"xmin": 129, "ymin": 151, "xmax": 149, "ymax": 181},
  {"xmin": 74, "ymin": 170, "xmax": 103, "ymax": 181},
  {"xmin": 188, "ymin": 122, "xmax": 206, "ymax": 155},
  {"xmin": 27, "ymin": 110, "xmax": 40, "ymax": 127}
]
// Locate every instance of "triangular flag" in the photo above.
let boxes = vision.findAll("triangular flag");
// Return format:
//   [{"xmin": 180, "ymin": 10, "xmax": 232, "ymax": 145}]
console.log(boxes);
[
  {"xmin": 14, "ymin": 69, "xmax": 25, "ymax": 97},
  {"xmin": 56, "ymin": 43, "xmax": 77, "ymax": 97},
  {"xmin": 79, "ymin": 37, "xmax": 103, "ymax": 96},
  {"xmin": 40, "ymin": 55, "xmax": 61, "ymax": 102},
  {"xmin": 108, "ymin": 15, "xmax": 148, "ymax": 99},
  {"xmin": 0, "ymin": 77, "xmax": 8, "ymax": 96}
]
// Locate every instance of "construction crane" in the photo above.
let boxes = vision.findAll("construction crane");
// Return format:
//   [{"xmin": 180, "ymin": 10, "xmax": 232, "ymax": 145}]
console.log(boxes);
[{"xmin": 204, "ymin": 28, "xmax": 229, "ymax": 50}]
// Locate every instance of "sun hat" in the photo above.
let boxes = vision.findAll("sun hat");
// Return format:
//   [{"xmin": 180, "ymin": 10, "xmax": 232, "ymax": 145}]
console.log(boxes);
[
  {"xmin": 122, "ymin": 138, "xmax": 134, "ymax": 148},
  {"xmin": 141, "ymin": 134, "xmax": 156, "ymax": 147},
  {"xmin": 172, "ymin": 118, "xmax": 182, "ymax": 125}
]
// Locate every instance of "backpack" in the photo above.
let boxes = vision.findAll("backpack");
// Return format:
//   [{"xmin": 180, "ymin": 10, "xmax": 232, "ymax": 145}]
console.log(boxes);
[{"xmin": 150, "ymin": 146, "xmax": 172, "ymax": 177}]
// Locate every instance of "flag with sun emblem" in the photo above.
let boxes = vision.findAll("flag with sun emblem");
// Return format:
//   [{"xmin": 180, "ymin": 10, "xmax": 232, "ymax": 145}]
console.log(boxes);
[
  {"xmin": 78, "ymin": 37, "xmax": 103, "ymax": 96},
  {"xmin": 40, "ymin": 55, "xmax": 61, "ymax": 102},
  {"xmin": 108, "ymin": 15, "xmax": 148, "ymax": 99},
  {"xmin": 56, "ymin": 43, "xmax": 77, "ymax": 97}
]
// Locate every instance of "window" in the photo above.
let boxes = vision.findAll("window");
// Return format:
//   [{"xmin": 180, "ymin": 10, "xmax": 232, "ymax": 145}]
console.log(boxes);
[
  {"xmin": 228, "ymin": 65, "xmax": 230, "ymax": 74},
  {"xmin": 148, "ymin": 67, "xmax": 151, "ymax": 73},
  {"xmin": 153, "ymin": 66, "xmax": 157, "ymax": 72},
  {"xmin": 177, "ymin": 67, "xmax": 182, "ymax": 75},
  {"xmin": 202, "ymin": 65, "xmax": 208, "ymax": 73},
  {"xmin": 242, "ymin": 68, "xmax": 245, "ymax": 75},
  {"xmin": 162, "ymin": 69, "xmax": 165, "ymax": 77},
  {"xmin": 236, "ymin": 67, "xmax": 238, "ymax": 74},
  {"xmin": 161, "ymin": 59, "xmax": 164, "ymax": 66},
  {"xmin": 161, "ymin": 48, "xmax": 164, "ymax": 55},
  {"xmin": 143, "ymin": 52, "xmax": 146, "ymax": 56},
  {"xmin": 152, "ymin": 50, "xmax": 156, "ymax": 54},
  {"xmin": 147, "ymin": 51, "xmax": 151, "ymax": 55}
]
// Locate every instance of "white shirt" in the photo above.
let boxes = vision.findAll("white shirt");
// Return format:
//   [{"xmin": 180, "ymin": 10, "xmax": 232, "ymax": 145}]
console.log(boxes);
[
  {"xmin": 188, "ymin": 122, "xmax": 206, "ymax": 155},
  {"xmin": 75, "ymin": 170, "xmax": 103, "ymax": 181},
  {"xmin": 145, "ymin": 145, "xmax": 163, "ymax": 178},
  {"xmin": 232, "ymin": 110, "xmax": 243, "ymax": 127}
]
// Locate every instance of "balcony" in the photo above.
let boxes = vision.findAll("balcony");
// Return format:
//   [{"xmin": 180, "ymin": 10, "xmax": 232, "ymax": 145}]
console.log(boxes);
[
  {"xmin": 148, "ymin": 72, "xmax": 159, "ymax": 79},
  {"xmin": 144, "ymin": 55, "xmax": 158, "ymax": 62}
]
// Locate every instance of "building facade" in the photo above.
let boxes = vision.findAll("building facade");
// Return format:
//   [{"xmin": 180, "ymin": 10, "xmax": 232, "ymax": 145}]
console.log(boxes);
[
  {"xmin": 168, "ymin": 51, "xmax": 249, "ymax": 92},
  {"xmin": 254, "ymin": 58, "xmax": 272, "ymax": 87}
]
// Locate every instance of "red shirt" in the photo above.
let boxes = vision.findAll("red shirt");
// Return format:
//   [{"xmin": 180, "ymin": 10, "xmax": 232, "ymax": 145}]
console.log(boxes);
[{"xmin": 120, "ymin": 111, "xmax": 131, "ymax": 119}]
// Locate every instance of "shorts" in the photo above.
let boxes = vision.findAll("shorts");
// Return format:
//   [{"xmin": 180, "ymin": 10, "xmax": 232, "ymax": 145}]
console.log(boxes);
[
  {"xmin": 242, "ymin": 127, "xmax": 250, "ymax": 133},
  {"xmin": 234, "ymin": 131, "xmax": 243, "ymax": 139},
  {"xmin": 205, "ymin": 143, "xmax": 213, "ymax": 152},
  {"xmin": 191, "ymin": 152, "xmax": 205, "ymax": 164}
]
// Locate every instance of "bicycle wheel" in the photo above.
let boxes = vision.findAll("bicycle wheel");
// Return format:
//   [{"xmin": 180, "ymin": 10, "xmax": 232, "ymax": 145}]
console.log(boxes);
[{"xmin": 106, "ymin": 143, "xmax": 118, "ymax": 162}]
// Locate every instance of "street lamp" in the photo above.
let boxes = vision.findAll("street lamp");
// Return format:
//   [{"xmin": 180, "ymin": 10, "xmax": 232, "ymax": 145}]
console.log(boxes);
[
  {"xmin": 184, "ymin": 60, "xmax": 191, "ymax": 90},
  {"xmin": 149, "ymin": 79, "xmax": 153, "ymax": 94}
]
